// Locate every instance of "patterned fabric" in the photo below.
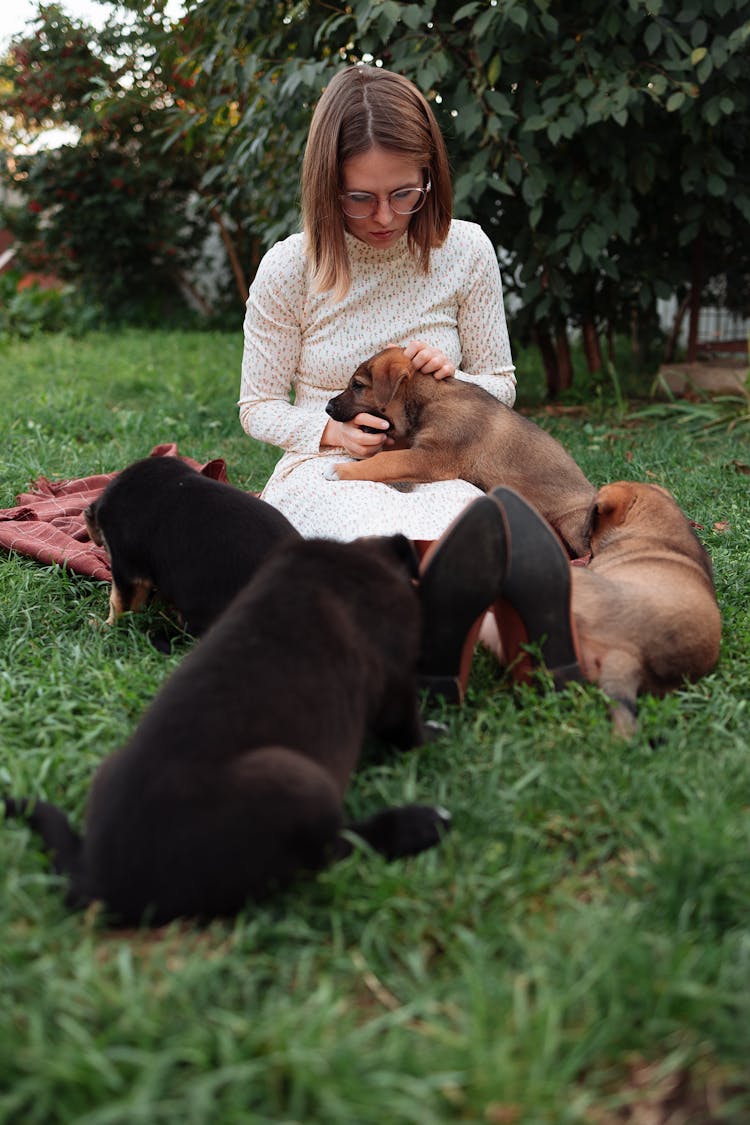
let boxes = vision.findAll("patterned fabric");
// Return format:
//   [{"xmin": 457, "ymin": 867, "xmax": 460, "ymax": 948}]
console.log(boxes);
[{"xmin": 239, "ymin": 220, "xmax": 516, "ymax": 540}]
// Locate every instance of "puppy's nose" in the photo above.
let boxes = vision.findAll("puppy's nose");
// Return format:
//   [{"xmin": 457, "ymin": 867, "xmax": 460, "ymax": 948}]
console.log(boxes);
[{"xmin": 325, "ymin": 399, "xmax": 337, "ymax": 418}]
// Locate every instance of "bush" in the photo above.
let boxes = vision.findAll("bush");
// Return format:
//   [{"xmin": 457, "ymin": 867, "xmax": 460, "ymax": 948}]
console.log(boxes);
[{"xmin": 0, "ymin": 270, "xmax": 96, "ymax": 340}]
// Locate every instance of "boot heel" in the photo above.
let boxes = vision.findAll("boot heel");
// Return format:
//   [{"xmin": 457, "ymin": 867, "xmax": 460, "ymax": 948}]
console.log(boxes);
[
  {"xmin": 490, "ymin": 487, "xmax": 583, "ymax": 687},
  {"xmin": 417, "ymin": 496, "xmax": 509, "ymax": 702}
]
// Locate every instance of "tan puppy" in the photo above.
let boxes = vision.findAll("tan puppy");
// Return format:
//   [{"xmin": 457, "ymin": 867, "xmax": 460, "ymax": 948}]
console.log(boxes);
[
  {"xmin": 570, "ymin": 482, "xmax": 722, "ymax": 736},
  {"xmin": 325, "ymin": 347, "xmax": 595, "ymax": 558}
]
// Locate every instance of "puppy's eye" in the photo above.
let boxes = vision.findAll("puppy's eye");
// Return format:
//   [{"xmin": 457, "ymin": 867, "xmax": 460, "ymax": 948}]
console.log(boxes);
[{"xmin": 351, "ymin": 379, "xmax": 365, "ymax": 390}]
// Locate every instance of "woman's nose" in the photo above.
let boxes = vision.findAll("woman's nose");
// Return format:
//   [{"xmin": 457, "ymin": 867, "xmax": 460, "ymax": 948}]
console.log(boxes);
[{"xmin": 372, "ymin": 196, "xmax": 395, "ymax": 223}]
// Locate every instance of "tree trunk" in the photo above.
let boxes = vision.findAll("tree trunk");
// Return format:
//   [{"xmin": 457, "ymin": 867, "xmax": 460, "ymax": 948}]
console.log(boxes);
[
  {"xmin": 630, "ymin": 307, "xmax": 642, "ymax": 369},
  {"xmin": 534, "ymin": 326, "xmax": 560, "ymax": 398},
  {"xmin": 555, "ymin": 324, "xmax": 573, "ymax": 393},
  {"xmin": 686, "ymin": 231, "xmax": 704, "ymax": 363},
  {"xmin": 581, "ymin": 316, "xmax": 603, "ymax": 374},
  {"xmin": 210, "ymin": 206, "xmax": 248, "ymax": 306},
  {"xmin": 664, "ymin": 291, "xmax": 691, "ymax": 363}
]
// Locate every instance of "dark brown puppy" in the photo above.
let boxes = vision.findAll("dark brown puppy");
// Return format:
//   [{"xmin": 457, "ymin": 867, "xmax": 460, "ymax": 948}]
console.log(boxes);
[
  {"xmin": 326, "ymin": 346, "xmax": 595, "ymax": 558},
  {"xmin": 84, "ymin": 456, "xmax": 300, "ymax": 635},
  {"xmin": 570, "ymin": 481, "xmax": 722, "ymax": 736},
  {"xmin": 4, "ymin": 535, "xmax": 449, "ymax": 926}
]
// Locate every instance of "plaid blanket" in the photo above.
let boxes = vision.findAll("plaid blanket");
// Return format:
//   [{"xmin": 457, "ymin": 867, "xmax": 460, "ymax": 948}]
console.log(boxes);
[{"xmin": 0, "ymin": 444, "xmax": 228, "ymax": 582}]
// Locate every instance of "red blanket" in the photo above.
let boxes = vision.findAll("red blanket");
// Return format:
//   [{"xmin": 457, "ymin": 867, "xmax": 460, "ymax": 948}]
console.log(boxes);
[{"xmin": 0, "ymin": 444, "xmax": 228, "ymax": 582}]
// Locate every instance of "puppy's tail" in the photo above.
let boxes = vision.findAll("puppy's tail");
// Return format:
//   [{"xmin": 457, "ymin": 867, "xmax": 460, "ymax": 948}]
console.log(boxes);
[{"xmin": 3, "ymin": 797, "xmax": 89, "ymax": 908}]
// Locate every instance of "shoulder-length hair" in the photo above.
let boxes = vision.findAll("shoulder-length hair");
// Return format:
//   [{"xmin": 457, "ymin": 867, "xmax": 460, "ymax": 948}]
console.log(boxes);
[{"xmin": 301, "ymin": 65, "xmax": 453, "ymax": 300}]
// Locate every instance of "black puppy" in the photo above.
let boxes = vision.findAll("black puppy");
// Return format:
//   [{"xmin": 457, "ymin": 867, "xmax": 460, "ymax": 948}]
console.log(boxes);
[
  {"xmin": 84, "ymin": 456, "xmax": 300, "ymax": 636},
  {"xmin": 4, "ymin": 535, "xmax": 449, "ymax": 925}
]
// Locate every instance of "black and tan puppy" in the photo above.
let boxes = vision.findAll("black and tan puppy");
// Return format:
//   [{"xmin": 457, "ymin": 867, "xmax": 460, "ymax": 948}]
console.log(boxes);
[
  {"xmin": 84, "ymin": 456, "xmax": 300, "ymax": 635},
  {"xmin": 4, "ymin": 535, "xmax": 449, "ymax": 925},
  {"xmin": 571, "ymin": 481, "xmax": 722, "ymax": 736},
  {"xmin": 325, "ymin": 346, "xmax": 595, "ymax": 558}
]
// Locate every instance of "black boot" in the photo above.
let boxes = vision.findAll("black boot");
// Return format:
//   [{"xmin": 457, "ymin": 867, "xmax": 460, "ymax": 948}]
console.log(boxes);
[
  {"xmin": 489, "ymin": 486, "xmax": 583, "ymax": 687},
  {"xmin": 417, "ymin": 495, "xmax": 509, "ymax": 704}
]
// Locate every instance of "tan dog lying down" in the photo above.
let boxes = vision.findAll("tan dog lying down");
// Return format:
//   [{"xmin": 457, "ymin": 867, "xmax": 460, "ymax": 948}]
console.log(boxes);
[
  {"xmin": 571, "ymin": 481, "xmax": 722, "ymax": 736},
  {"xmin": 325, "ymin": 346, "xmax": 595, "ymax": 558}
]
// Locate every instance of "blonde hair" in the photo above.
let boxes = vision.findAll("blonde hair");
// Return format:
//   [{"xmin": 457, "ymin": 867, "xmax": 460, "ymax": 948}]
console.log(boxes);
[{"xmin": 301, "ymin": 65, "xmax": 453, "ymax": 300}]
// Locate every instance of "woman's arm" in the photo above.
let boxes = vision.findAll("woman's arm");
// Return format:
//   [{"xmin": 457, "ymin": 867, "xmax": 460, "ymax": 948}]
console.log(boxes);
[
  {"xmin": 238, "ymin": 241, "xmax": 329, "ymax": 454},
  {"xmin": 239, "ymin": 240, "xmax": 391, "ymax": 459}
]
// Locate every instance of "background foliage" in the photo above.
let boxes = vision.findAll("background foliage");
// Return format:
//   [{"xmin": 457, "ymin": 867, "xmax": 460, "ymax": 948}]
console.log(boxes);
[
  {"xmin": 0, "ymin": 4, "xmax": 220, "ymax": 322},
  {"xmin": 1, "ymin": 0, "xmax": 750, "ymax": 372}
]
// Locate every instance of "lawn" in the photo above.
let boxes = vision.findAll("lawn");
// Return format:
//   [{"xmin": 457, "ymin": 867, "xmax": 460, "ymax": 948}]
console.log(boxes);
[{"xmin": 1, "ymin": 330, "xmax": 749, "ymax": 1123}]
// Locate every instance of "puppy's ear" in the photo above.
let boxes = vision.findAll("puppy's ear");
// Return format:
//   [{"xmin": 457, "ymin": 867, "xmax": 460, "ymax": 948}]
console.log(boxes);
[
  {"xmin": 362, "ymin": 534, "xmax": 421, "ymax": 580},
  {"xmin": 371, "ymin": 357, "xmax": 412, "ymax": 412},
  {"xmin": 593, "ymin": 482, "xmax": 637, "ymax": 529},
  {"xmin": 83, "ymin": 500, "xmax": 102, "ymax": 544},
  {"xmin": 386, "ymin": 533, "xmax": 421, "ymax": 580}
]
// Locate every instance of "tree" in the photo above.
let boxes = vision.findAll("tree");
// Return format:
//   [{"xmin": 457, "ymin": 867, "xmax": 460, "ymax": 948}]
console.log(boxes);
[
  {"xmin": 0, "ymin": 3, "xmax": 217, "ymax": 321},
  {"xmin": 358, "ymin": 0, "xmax": 750, "ymax": 389},
  {"xmin": 169, "ymin": 0, "xmax": 750, "ymax": 389},
  {"xmin": 4, "ymin": 0, "xmax": 749, "ymax": 375}
]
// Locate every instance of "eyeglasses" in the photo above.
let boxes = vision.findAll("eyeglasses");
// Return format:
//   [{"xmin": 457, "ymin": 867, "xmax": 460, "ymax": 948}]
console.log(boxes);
[{"xmin": 339, "ymin": 180, "xmax": 432, "ymax": 219}]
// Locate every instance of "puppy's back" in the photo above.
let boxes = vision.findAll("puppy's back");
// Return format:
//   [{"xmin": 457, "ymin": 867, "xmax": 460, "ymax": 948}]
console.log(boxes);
[{"xmin": 94, "ymin": 456, "xmax": 300, "ymax": 633}]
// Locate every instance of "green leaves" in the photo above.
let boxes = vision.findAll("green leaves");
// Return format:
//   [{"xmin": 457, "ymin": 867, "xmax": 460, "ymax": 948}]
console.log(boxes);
[
  {"xmin": 3, "ymin": 0, "xmax": 748, "ymax": 368},
  {"xmin": 644, "ymin": 21, "xmax": 662, "ymax": 54}
]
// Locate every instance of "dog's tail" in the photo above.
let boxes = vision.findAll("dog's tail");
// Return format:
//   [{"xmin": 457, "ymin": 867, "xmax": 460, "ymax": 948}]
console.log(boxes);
[{"xmin": 3, "ymin": 797, "xmax": 89, "ymax": 908}]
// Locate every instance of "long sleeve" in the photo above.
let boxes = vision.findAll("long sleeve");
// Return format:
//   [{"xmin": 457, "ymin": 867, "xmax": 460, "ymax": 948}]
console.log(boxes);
[{"xmin": 239, "ymin": 237, "xmax": 333, "ymax": 455}]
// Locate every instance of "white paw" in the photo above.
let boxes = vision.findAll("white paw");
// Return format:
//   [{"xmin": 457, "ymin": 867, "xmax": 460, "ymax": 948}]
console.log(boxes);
[
  {"xmin": 424, "ymin": 719, "xmax": 449, "ymax": 741},
  {"xmin": 323, "ymin": 464, "xmax": 341, "ymax": 481}
]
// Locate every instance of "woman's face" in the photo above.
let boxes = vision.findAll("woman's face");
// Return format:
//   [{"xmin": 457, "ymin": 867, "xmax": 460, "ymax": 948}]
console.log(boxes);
[{"xmin": 340, "ymin": 147, "xmax": 424, "ymax": 250}]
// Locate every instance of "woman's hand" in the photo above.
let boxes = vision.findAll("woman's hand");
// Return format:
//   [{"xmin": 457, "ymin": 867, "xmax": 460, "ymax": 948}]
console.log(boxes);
[
  {"xmin": 403, "ymin": 339, "xmax": 456, "ymax": 380},
  {"xmin": 321, "ymin": 414, "xmax": 392, "ymax": 459}
]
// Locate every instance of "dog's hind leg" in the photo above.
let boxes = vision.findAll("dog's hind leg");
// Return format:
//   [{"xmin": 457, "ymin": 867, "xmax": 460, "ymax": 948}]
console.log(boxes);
[
  {"xmin": 106, "ymin": 574, "xmax": 152, "ymax": 625},
  {"xmin": 340, "ymin": 804, "xmax": 451, "ymax": 861},
  {"xmin": 87, "ymin": 748, "xmax": 348, "ymax": 924},
  {"xmin": 596, "ymin": 650, "xmax": 642, "ymax": 739},
  {"xmin": 204, "ymin": 748, "xmax": 347, "ymax": 912}
]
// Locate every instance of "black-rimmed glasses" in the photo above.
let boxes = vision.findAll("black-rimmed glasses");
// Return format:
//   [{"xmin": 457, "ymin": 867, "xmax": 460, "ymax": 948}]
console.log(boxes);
[{"xmin": 339, "ymin": 180, "xmax": 432, "ymax": 219}]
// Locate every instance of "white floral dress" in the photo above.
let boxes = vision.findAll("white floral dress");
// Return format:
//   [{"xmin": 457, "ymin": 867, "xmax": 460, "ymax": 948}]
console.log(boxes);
[{"xmin": 239, "ymin": 219, "xmax": 516, "ymax": 541}]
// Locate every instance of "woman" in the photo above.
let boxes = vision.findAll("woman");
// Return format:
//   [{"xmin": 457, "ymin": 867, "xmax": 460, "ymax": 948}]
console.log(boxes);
[
  {"xmin": 239, "ymin": 63, "xmax": 515, "ymax": 541},
  {"xmin": 239, "ymin": 64, "xmax": 579, "ymax": 700}
]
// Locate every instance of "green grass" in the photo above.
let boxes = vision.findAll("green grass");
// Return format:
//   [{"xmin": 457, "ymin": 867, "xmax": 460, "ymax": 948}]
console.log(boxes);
[{"xmin": 1, "ymin": 330, "xmax": 749, "ymax": 1123}]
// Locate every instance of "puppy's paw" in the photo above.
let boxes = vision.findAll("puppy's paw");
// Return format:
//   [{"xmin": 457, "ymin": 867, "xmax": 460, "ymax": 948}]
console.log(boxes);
[
  {"xmin": 390, "ymin": 804, "xmax": 452, "ymax": 858},
  {"xmin": 323, "ymin": 464, "xmax": 343, "ymax": 481},
  {"xmin": 349, "ymin": 803, "xmax": 451, "ymax": 860},
  {"xmin": 423, "ymin": 719, "xmax": 449, "ymax": 743},
  {"xmin": 609, "ymin": 697, "xmax": 638, "ymax": 740}
]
